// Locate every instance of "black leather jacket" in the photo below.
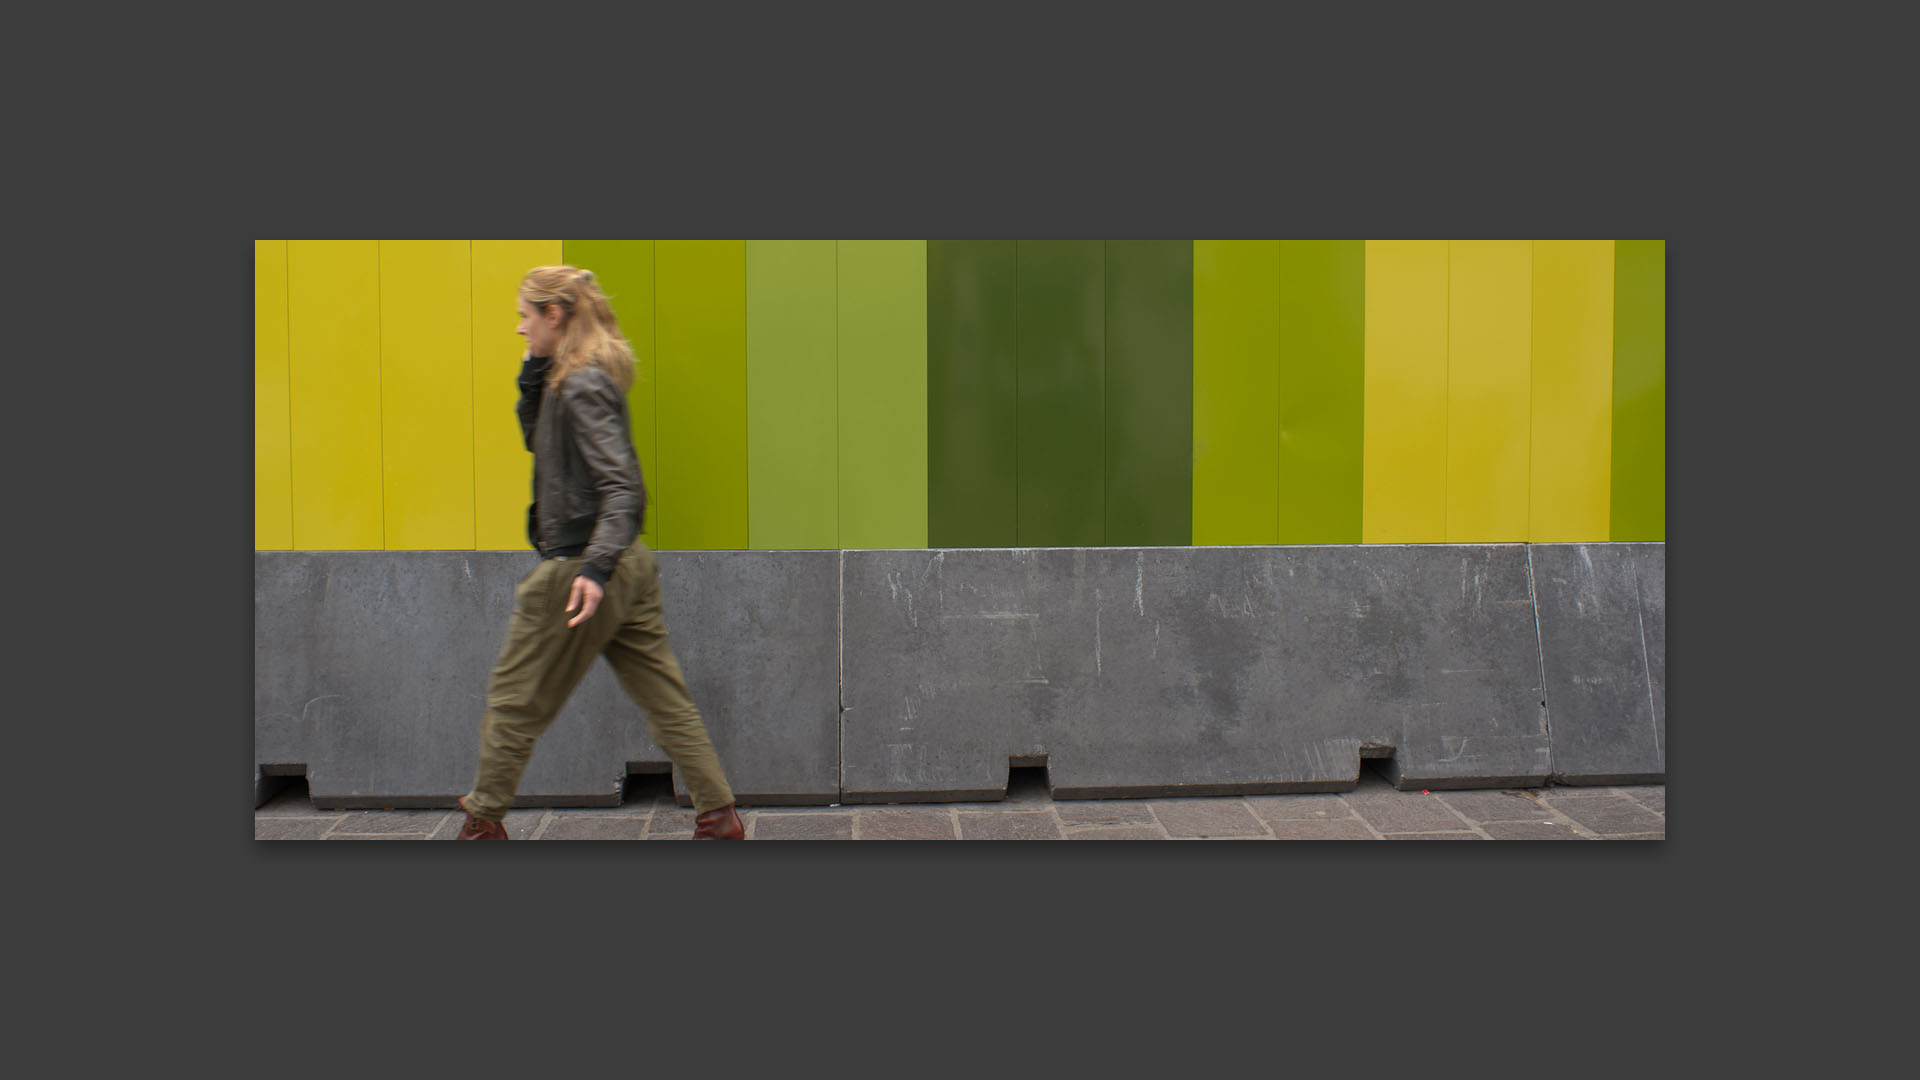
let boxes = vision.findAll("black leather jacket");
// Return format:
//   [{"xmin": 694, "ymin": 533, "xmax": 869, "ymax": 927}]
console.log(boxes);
[{"xmin": 516, "ymin": 353, "xmax": 645, "ymax": 588}]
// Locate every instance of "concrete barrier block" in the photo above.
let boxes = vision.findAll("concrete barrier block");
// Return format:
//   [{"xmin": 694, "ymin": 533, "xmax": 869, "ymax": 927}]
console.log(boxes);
[
  {"xmin": 1531, "ymin": 543, "xmax": 1666, "ymax": 784},
  {"xmin": 254, "ymin": 550, "xmax": 840, "ymax": 808},
  {"xmin": 840, "ymin": 545, "xmax": 1549, "ymax": 800}
]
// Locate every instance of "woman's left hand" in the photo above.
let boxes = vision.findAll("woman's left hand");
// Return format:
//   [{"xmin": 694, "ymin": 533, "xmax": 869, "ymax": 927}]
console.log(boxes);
[{"xmin": 565, "ymin": 575, "xmax": 604, "ymax": 628}]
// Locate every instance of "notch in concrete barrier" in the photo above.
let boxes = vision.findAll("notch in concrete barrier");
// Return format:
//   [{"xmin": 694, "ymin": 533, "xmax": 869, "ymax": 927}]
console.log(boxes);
[
  {"xmin": 1007, "ymin": 756, "xmax": 1051, "ymax": 801},
  {"xmin": 256, "ymin": 766, "xmax": 309, "ymax": 809},
  {"xmin": 622, "ymin": 763, "xmax": 674, "ymax": 806}
]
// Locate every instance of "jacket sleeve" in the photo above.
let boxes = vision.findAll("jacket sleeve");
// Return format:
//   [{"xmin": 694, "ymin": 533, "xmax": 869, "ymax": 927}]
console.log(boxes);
[
  {"xmin": 560, "ymin": 372, "xmax": 644, "ymax": 588},
  {"xmin": 515, "ymin": 353, "xmax": 553, "ymax": 452}
]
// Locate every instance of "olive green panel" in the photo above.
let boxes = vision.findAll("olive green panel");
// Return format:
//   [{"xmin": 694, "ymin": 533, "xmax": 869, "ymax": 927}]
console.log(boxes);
[
  {"xmin": 927, "ymin": 240, "xmax": 1018, "ymax": 548},
  {"xmin": 1192, "ymin": 241, "xmax": 1279, "ymax": 545},
  {"xmin": 654, "ymin": 241, "xmax": 748, "ymax": 551},
  {"xmin": 1276, "ymin": 240, "xmax": 1366, "ymax": 544},
  {"xmin": 1610, "ymin": 239, "xmax": 1665, "ymax": 541},
  {"xmin": 1104, "ymin": 240, "xmax": 1192, "ymax": 547},
  {"xmin": 837, "ymin": 240, "xmax": 928, "ymax": 549},
  {"xmin": 745, "ymin": 240, "xmax": 839, "ymax": 549},
  {"xmin": 1015, "ymin": 240, "xmax": 1106, "ymax": 547},
  {"xmin": 562, "ymin": 240, "xmax": 656, "ymax": 546}
]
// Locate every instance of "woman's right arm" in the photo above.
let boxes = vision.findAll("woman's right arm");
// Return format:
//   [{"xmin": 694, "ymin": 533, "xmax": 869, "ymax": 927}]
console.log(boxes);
[{"xmin": 515, "ymin": 351, "xmax": 554, "ymax": 451}]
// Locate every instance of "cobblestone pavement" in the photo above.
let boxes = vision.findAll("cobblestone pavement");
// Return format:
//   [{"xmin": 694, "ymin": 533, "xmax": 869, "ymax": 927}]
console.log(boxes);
[{"xmin": 255, "ymin": 769, "xmax": 1664, "ymax": 840}]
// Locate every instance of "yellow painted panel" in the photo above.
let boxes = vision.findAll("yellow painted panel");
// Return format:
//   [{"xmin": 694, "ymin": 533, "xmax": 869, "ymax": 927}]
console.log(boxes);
[
  {"xmin": 471, "ymin": 240, "xmax": 560, "ymax": 549},
  {"xmin": 1530, "ymin": 240, "xmax": 1614, "ymax": 541},
  {"xmin": 287, "ymin": 240, "xmax": 384, "ymax": 549},
  {"xmin": 1446, "ymin": 240, "xmax": 1531, "ymax": 542},
  {"xmin": 1361, "ymin": 240, "xmax": 1448, "ymax": 543},
  {"xmin": 255, "ymin": 240, "xmax": 293, "ymax": 550},
  {"xmin": 380, "ymin": 240, "xmax": 474, "ymax": 549}
]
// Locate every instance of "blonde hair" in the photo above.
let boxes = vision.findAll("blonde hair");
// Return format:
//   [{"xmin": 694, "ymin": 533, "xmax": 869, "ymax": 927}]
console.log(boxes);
[{"xmin": 519, "ymin": 265, "xmax": 635, "ymax": 393}]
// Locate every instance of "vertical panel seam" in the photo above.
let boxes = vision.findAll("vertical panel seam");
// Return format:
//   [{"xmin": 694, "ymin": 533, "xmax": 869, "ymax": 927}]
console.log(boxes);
[
  {"xmin": 1442, "ymin": 240, "xmax": 1450, "ymax": 542},
  {"xmin": 739, "ymin": 241, "xmax": 748, "ymax": 552},
  {"xmin": 283, "ymin": 240, "xmax": 295, "ymax": 548},
  {"xmin": 1101, "ymin": 240, "xmax": 1109, "ymax": 546},
  {"xmin": 1604, "ymin": 240, "xmax": 1617, "ymax": 541},
  {"xmin": 1526, "ymin": 240, "xmax": 1536, "ymax": 542},
  {"xmin": 1012, "ymin": 240, "xmax": 1019, "ymax": 545},
  {"xmin": 469, "ymin": 240, "xmax": 478, "ymax": 550},
  {"xmin": 653, "ymin": 240, "xmax": 660, "ymax": 549},
  {"xmin": 1527, "ymin": 543, "xmax": 1553, "ymax": 775},
  {"xmin": 376, "ymin": 241, "xmax": 387, "ymax": 550},
  {"xmin": 834, "ymin": 240, "xmax": 842, "ymax": 549}
]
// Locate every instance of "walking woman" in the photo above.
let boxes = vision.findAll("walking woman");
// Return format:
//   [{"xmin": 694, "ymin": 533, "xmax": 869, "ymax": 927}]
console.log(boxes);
[{"xmin": 456, "ymin": 265, "xmax": 744, "ymax": 840}]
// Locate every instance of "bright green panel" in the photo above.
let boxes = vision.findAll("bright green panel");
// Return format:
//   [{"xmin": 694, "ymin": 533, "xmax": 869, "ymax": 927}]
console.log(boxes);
[
  {"xmin": 655, "ymin": 240, "xmax": 748, "ymax": 550},
  {"xmin": 562, "ymin": 240, "xmax": 656, "ymax": 546},
  {"xmin": 837, "ymin": 240, "xmax": 928, "ymax": 548},
  {"xmin": 746, "ymin": 240, "xmax": 839, "ymax": 548},
  {"xmin": 1104, "ymin": 239, "xmax": 1192, "ymax": 546},
  {"xmin": 1192, "ymin": 240, "xmax": 1279, "ymax": 545},
  {"xmin": 379, "ymin": 240, "xmax": 474, "ymax": 549},
  {"xmin": 927, "ymin": 240, "xmax": 1019, "ymax": 548},
  {"xmin": 1016, "ymin": 240, "xmax": 1106, "ymax": 547},
  {"xmin": 1611, "ymin": 239, "xmax": 1665, "ymax": 541},
  {"xmin": 1276, "ymin": 240, "xmax": 1365, "ymax": 544},
  {"xmin": 255, "ymin": 240, "xmax": 292, "ymax": 550},
  {"xmin": 287, "ymin": 240, "xmax": 384, "ymax": 549}
]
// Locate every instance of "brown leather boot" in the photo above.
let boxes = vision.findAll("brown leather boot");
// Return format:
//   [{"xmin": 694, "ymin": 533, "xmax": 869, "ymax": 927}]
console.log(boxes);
[
  {"xmin": 692, "ymin": 804, "xmax": 745, "ymax": 840},
  {"xmin": 456, "ymin": 796, "xmax": 509, "ymax": 840}
]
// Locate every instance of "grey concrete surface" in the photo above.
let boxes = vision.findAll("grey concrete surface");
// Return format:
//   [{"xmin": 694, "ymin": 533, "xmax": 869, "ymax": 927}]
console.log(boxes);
[
  {"xmin": 257, "ymin": 543, "xmax": 1663, "ymax": 806},
  {"xmin": 841, "ymin": 545, "xmax": 1549, "ymax": 800},
  {"xmin": 254, "ymin": 768, "xmax": 1665, "ymax": 840},
  {"xmin": 255, "ymin": 550, "xmax": 840, "ymax": 808},
  {"xmin": 1531, "ymin": 544, "xmax": 1666, "ymax": 784}
]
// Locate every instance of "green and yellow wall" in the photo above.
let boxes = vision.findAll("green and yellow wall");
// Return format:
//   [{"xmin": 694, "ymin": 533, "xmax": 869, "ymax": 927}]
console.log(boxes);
[{"xmin": 254, "ymin": 239, "xmax": 1663, "ymax": 552}]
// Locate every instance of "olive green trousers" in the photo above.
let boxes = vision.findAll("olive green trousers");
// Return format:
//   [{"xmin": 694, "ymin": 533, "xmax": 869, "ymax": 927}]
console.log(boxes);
[{"xmin": 463, "ymin": 543, "xmax": 735, "ymax": 821}]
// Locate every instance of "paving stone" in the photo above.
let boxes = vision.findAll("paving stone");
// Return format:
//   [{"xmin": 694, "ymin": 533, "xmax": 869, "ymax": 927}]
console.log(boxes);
[
  {"xmin": 1246, "ymin": 794, "xmax": 1354, "ymax": 823},
  {"xmin": 256, "ymin": 818, "xmax": 339, "ymax": 840},
  {"xmin": 1055, "ymin": 801, "xmax": 1159, "ymax": 827},
  {"xmin": 1621, "ymin": 787, "xmax": 1665, "ymax": 814},
  {"xmin": 753, "ymin": 813, "xmax": 854, "ymax": 840},
  {"xmin": 1263, "ymin": 819, "xmax": 1377, "ymax": 840},
  {"xmin": 1480, "ymin": 822, "xmax": 1586, "ymax": 840},
  {"xmin": 1435, "ymin": 790, "xmax": 1550, "ymax": 823},
  {"xmin": 645, "ymin": 809, "xmax": 697, "ymax": 838},
  {"xmin": 957, "ymin": 812, "xmax": 1062, "ymax": 840},
  {"xmin": 1151, "ymin": 800, "xmax": 1269, "ymax": 838},
  {"xmin": 852, "ymin": 808, "xmax": 956, "ymax": 840},
  {"xmin": 1343, "ymin": 791, "xmax": 1472, "ymax": 833},
  {"xmin": 1383, "ymin": 832, "xmax": 1484, "ymax": 840},
  {"xmin": 331, "ymin": 833, "xmax": 438, "ymax": 840},
  {"xmin": 1065, "ymin": 826, "xmax": 1167, "ymax": 840},
  {"xmin": 539, "ymin": 817, "xmax": 649, "ymax": 841},
  {"xmin": 1540, "ymin": 793, "xmax": 1666, "ymax": 835},
  {"xmin": 327, "ymin": 810, "xmax": 454, "ymax": 836},
  {"xmin": 1599, "ymin": 832, "xmax": 1664, "ymax": 841}
]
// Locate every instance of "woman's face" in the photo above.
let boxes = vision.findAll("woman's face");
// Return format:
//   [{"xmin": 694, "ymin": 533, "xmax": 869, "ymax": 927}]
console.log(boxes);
[{"xmin": 517, "ymin": 297, "xmax": 563, "ymax": 357}]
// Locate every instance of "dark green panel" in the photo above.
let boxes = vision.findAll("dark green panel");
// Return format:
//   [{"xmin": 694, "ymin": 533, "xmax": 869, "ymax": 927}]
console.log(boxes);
[
  {"xmin": 1610, "ymin": 239, "xmax": 1664, "ymax": 541},
  {"xmin": 1016, "ymin": 240, "xmax": 1106, "ymax": 547},
  {"xmin": 927, "ymin": 240, "xmax": 1018, "ymax": 548},
  {"xmin": 1276, "ymin": 240, "xmax": 1366, "ymax": 544},
  {"xmin": 1104, "ymin": 240, "xmax": 1192, "ymax": 546}
]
